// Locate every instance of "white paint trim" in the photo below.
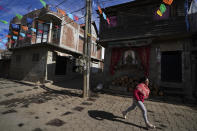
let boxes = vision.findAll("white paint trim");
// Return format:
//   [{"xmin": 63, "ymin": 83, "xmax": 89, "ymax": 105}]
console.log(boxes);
[
  {"xmin": 46, "ymin": 12, "xmax": 63, "ymax": 21},
  {"xmin": 48, "ymin": 22, "xmax": 53, "ymax": 43},
  {"xmin": 74, "ymin": 25, "xmax": 79, "ymax": 51},
  {"xmin": 76, "ymin": 25, "xmax": 80, "ymax": 51},
  {"xmin": 59, "ymin": 17, "xmax": 64, "ymax": 46},
  {"xmin": 61, "ymin": 44, "xmax": 82, "ymax": 55}
]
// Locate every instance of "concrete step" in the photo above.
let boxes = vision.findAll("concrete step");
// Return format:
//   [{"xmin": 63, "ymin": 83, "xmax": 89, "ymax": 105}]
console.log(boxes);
[{"xmin": 161, "ymin": 86, "xmax": 184, "ymax": 97}]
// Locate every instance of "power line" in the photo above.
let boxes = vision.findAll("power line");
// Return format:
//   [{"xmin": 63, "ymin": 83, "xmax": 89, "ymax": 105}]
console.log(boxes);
[{"xmin": 54, "ymin": 0, "xmax": 68, "ymax": 8}]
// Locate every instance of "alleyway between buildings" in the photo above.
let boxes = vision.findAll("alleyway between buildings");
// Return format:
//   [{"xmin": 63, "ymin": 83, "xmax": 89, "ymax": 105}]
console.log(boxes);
[{"xmin": 0, "ymin": 78, "xmax": 196, "ymax": 131}]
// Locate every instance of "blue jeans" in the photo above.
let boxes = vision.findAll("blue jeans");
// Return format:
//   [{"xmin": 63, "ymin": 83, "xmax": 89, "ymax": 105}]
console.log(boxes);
[{"xmin": 124, "ymin": 100, "xmax": 149, "ymax": 124}]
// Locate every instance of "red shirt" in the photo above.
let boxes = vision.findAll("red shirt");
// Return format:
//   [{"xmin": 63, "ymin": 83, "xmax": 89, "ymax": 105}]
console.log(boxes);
[{"xmin": 133, "ymin": 88, "xmax": 145, "ymax": 102}]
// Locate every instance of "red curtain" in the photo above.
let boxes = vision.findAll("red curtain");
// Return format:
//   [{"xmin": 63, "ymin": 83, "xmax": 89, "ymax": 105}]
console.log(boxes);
[
  {"xmin": 110, "ymin": 48, "xmax": 124, "ymax": 75},
  {"xmin": 136, "ymin": 46, "xmax": 150, "ymax": 77}
]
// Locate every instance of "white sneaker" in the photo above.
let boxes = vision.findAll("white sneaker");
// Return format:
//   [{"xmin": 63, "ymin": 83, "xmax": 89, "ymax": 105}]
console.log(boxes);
[
  {"xmin": 146, "ymin": 123, "xmax": 156, "ymax": 129},
  {"xmin": 122, "ymin": 111, "xmax": 127, "ymax": 119}
]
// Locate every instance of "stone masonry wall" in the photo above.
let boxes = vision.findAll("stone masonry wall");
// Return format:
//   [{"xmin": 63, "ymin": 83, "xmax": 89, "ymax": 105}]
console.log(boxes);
[{"xmin": 9, "ymin": 48, "xmax": 47, "ymax": 83}]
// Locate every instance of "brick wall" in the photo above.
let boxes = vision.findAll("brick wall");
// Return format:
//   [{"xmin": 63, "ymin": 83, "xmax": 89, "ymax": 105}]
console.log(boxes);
[
  {"xmin": 97, "ymin": 47, "xmax": 102, "ymax": 59},
  {"xmin": 78, "ymin": 37, "xmax": 84, "ymax": 53}
]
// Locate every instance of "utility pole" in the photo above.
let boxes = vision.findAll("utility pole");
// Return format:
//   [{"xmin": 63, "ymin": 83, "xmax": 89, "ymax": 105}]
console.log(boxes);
[{"xmin": 83, "ymin": 0, "xmax": 92, "ymax": 98}]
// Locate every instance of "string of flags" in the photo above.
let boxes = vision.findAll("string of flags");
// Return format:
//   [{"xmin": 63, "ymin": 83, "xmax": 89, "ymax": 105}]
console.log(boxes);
[
  {"xmin": 97, "ymin": 5, "xmax": 110, "ymax": 25},
  {"xmin": 31, "ymin": 28, "xmax": 37, "ymax": 33},
  {"xmin": 20, "ymin": 33, "xmax": 26, "ymax": 37},
  {"xmin": 0, "ymin": 0, "xmax": 84, "ymax": 46},
  {"xmin": 40, "ymin": 0, "xmax": 46, "ymax": 8},
  {"xmin": 0, "ymin": 20, "xmax": 8, "ymax": 24},
  {"xmin": 16, "ymin": 14, "xmax": 23, "ymax": 20},
  {"xmin": 157, "ymin": 0, "xmax": 174, "ymax": 17}
]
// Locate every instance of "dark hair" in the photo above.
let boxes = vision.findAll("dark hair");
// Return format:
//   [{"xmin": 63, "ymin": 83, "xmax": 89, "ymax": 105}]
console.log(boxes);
[{"xmin": 139, "ymin": 76, "xmax": 148, "ymax": 83}]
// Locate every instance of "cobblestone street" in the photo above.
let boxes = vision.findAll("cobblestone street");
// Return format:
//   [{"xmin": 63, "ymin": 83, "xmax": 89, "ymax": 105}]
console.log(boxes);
[{"xmin": 0, "ymin": 78, "xmax": 197, "ymax": 131}]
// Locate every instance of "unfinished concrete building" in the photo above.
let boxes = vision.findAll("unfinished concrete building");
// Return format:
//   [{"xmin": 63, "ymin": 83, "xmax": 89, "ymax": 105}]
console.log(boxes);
[{"xmin": 6, "ymin": 5, "xmax": 104, "ymax": 83}]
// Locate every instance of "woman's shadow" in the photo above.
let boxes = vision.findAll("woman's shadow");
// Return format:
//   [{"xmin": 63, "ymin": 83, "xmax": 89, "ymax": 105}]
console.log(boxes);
[{"xmin": 88, "ymin": 110, "xmax": 147, "ymax": 130}]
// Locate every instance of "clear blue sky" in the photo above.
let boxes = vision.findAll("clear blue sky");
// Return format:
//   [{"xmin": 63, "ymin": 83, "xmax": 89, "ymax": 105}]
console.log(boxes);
[{"xmin": 0, "ymin": 0, "xmax": 133, "ymax": 49}]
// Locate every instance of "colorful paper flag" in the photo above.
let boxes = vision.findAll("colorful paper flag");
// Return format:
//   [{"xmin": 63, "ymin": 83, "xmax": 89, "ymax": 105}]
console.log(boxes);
[
  {"xmin": 2, "ymin": 39, "xmax": 8, "ymax": 43},
  {"xmin": 16, "ymin": 14, "xmax": 23, "ymax": 20},
  {"xmin": 107, "ymin": 17, "xmax": 110, "ymax": 24},
  {"xmin": 163, "ymin": 0, "xmax": 173, "ymax": 5},
  {"xmin": 98, "ymin": 6, "xmax": 102, "ymax": 14},
  {"xmin": 6, "ymin": 35, "xmax": 11, "ymax": 38},
  {"xmin": 13, "ymin": 31, "xmax": 19, "ymax": 35},
  {"xmin": 0, "ymin": 6, "xmax": 8, "ymax": 12},
  {"xmin": 102, "ymin": 12, "xmax": 107, "ymax": 20},
  {"xmin": 31, "ymin": 28, "xmax": 37, "ymax": 32},
  {"xmin": 11, "ymin": 24, "xmax": 19, "ymax": 29},
  {"xmin": 0, "ymin": 20, "xmax": 8, "ymax": 24},
  {"xmin": 0, "ymin": 6, "xmax": 3, "ymax": 10},
  {"xmin": 157, "ymin": 10, "xmax": 163, "ymax": 16},
  {"xmin": 160, "ymin": 4, "xmax": 166, "ymax": 14},
  {"xmin": 19, "ymin": 36, "xmax": 24, "ymax": 40},
  {"xmin": 38, "ymin": 29, "xmax": 43, "ymax": 33},
  {"xmin": 21, "ymin": 26, "xmax": 28, "ymax": 31},
  {"xmin": 13, "ymin": 36, "xmax": 18, "ymax": 40},
  {"xmin": 20, "ymin": 33, "xmax": 26, "ymax": 37},
  {"xmin": 27, "ymin": 18, "xmax": 33, "ymax": 24},
  {"xmin": 74, "ymin": 16, "xmax": 79, "ymax": 21},
  {"xmin": 10, "ymin": 40, "xmax": 15, "ymax": 44},
  {"xmin": 40, "ymin": 0, "xmax": 46, "ymax": 8},
  {"xmin": 68, "ymin": 13, "xmax": 74, "ymax": 20},
  {"xmin": 58, "ymin": 9, "xmax": 66, "ymax": 16},
  {"xmin": 27, "ymin": 34, "xmax": 32, "ymax": 38}
]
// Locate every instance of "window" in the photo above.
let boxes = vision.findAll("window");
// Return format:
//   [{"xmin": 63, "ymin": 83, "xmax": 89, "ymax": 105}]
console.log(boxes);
[
  {"xmin": 51, "ymin": 24, "xmax": 61, "ymax": 44},
  {"xmin": 32, "ymin": 53, "xmax": 39, "ymax": 62},
  {"xmin": 108, "ymin": 16, "xmax": 117, "ymax": 28},
  {"xmin": 36, "ymin": 22, "xmax": 49, "ymax": 43}
]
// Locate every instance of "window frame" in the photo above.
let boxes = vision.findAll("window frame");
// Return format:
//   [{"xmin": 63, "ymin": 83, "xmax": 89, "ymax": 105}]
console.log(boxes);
[{"xmin": 36, "ymin": 22, "xmax": 49, "ymax": 43}]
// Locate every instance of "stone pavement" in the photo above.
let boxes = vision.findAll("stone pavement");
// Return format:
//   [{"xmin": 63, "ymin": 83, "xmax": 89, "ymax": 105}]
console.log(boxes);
[{"xmin": 0, "ymin": 78, "xmax": 197, "ymax": 131}]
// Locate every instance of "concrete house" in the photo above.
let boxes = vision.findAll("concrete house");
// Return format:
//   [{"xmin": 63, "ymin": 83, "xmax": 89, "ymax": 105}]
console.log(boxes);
[
  {"xmin": 6, "ymin": 5, "xmax": 104, "ymax": 83},
  {"xmin": 98, "ymin": 0, "xmax": 197, "ymax": 100}
]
